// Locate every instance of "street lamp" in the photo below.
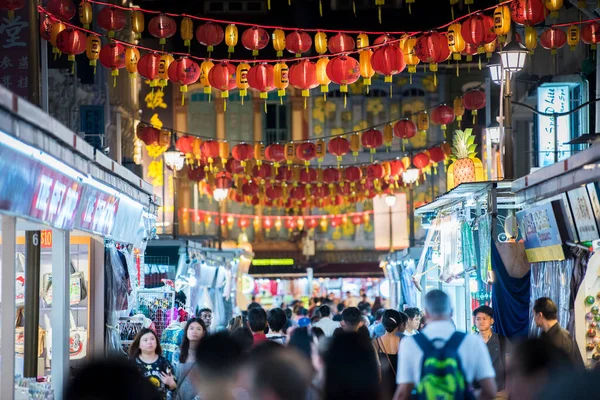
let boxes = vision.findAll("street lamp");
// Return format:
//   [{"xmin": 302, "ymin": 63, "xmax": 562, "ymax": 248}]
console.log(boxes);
[
  {"xmin": 213, "ymin": 188, "xmax": 229, "ymax": 202},
  {"xmin": 213, "ymin": 173, "xmax": 232, "ymax": 250},
  {"xmin": 499, "ymin": 41, "xmax": 528, "ymax": 73},
  {"xmin": 385, "ymin": 194, "xmax": 396, "ymax": 252},
  {"xmin": 487, "ymin": 52, "xmax": 503, "ymax": 86},
  {"xmin": 385, "ymin": 194, "xmax": 397, "ymax": 207},
  {"xmin": 402, "ymin": 167, "xmax": 420, "ymax": 185},
  {"xmin": 163, "ymin": 139, "xmax": 185, "ymax": 239}
]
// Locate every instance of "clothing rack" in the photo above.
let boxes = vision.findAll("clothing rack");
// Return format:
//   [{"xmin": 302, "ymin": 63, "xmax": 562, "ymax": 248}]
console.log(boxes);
[{"xmin": 136, "ymin": 290, "xmax": 175, "ymax": 339}]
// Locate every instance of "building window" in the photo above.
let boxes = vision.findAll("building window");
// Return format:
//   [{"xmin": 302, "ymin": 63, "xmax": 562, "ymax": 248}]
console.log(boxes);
[
  {"xmin": 264, "ymin": 102, "xmax": 289, "ymax": 142},
  {"xmin": 204, "ymin": 0, "xmax": 265, "ymax": 14}
]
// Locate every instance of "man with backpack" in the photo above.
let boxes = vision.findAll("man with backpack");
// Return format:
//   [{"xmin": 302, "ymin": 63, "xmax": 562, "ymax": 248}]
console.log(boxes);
[{"xmin": 393, "ymin": 290, "xmax": 497, "ymax": 400}]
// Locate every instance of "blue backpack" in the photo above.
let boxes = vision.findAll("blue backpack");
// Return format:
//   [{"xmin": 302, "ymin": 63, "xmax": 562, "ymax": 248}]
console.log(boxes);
[{"xmin": 412, "ymin": 331, "xmax": 475, "ymax": 400}]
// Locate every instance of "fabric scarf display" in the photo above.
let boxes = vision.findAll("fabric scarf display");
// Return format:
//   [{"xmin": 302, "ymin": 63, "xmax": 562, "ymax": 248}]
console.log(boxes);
[
  {"xmin": 461, "ymin": 221, "xmax": 477, "ymax": 271},
  {"xmin": 478, "ymin": 215, "xmax": 492, "ymax": 283},
  {"xmin": 491, "ymin": 242, "xmax": 530, "ymax": 339}
]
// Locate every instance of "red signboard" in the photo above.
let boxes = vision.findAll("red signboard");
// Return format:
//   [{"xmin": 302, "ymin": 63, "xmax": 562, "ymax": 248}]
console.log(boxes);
[
  {"xmin": 30, "ymin": 166, "xmax": 83, "ymax": 230},
  {"xmin": 41, "ymin": 230, "xmax": 52, "ymax": 248}
]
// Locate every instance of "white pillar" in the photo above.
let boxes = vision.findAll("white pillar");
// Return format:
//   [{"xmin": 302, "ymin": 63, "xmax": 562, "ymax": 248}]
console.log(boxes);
[
  {"xmin": 51, "ymin": 229, "xmax": 69, "ymax": 399},
  {"xmin": 1, "ymin": 216, "xmax": 16, "ymax": 400}
]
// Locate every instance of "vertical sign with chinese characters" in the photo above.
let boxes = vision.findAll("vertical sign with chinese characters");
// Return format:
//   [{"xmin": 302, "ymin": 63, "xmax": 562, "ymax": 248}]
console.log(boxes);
[
  {"xmin": 537, "ymin": 85, "xmax": 571, "ymax": 167},
  {"xmin": 0, "ymin": 6, "xmax": 29, "ymax": 99}
]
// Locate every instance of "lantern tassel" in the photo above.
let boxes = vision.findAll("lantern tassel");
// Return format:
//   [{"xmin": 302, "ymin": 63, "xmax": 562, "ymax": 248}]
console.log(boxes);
[
  {"xmin": 113, "ymin": 76, "xmax": 117, "ymax": 88},
  {"xmin": 378, "ymin": 7, "xmax": 382, "ymax": 24},
  {"xmin": 409, "ymin": 73, "xmax": 412, "ymax": 84},
  {"xmin": 451, "ymin": 5, "xmax": 454, "ymax": 20},
  {"xmin": 268, "ymin": 0, "xmax": 271, "ymax": 9},
  {"xmin": 478, "ymin": 56, "xmax": 481, "ymax": 70},
  {"xmin": 409, "ymin": 3, "xmax": 412, "ymax": 13},
  {"xmin": 433, "ymin": 72, "xmax": 437, "ymax": 87},
  {"xmin": 344, "ymin": 93, "xmax": 347, "ymax": 109},
  {"xmin": 224, "ymin": 98, "xmax": 227, "ymax": 112},
  {"xmin": 71, "ymin": 62, "xmax": 75, "ymax": 75},
  {"xmin": 264, "ymin": 100, "xmax": 267, "ymax": 113},
  {"xmin": 389, "ymin": 83, "xmax": 392, "ymax": 98},
  {"xmin": 456, "ymin": 61, "xmax": 459, "ymax": 77},
  {"xmin": 323, "ymin": 92, "xmax": 326, "ymax": 102},
  {"xmin": 319, "ymin": 0, "xmax": 323, "ymax": 16},
  {"xmin": 304, "ymin": 97, "xmax": 307, "ymax": 109}
]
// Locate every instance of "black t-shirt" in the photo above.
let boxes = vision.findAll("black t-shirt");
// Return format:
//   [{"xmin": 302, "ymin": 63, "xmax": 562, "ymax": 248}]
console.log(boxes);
[{"xmin": 134, "ymin": 355, "xmax": 174, "ymax": 400}]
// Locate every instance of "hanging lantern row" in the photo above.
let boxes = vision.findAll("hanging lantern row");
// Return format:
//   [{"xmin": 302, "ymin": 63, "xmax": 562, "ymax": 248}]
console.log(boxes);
[{"xmin": 183, "ymin": 208, "xmax": 373, "ymax": 233}]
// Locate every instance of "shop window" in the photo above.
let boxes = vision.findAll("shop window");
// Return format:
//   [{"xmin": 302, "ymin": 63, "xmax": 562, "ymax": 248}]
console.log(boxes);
[
  {"xmin": 225, "ymin": 96, "xmax": 253, "ymax": 143},
  {"xmin": 264, "ymin": 102, "xmax": 290, "ymax": 143}
]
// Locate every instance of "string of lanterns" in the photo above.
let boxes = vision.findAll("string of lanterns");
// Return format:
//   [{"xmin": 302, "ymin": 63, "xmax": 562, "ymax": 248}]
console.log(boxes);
[{"xmin": 181, "ymin": 208, "xmax": 375, "ymax": 233}]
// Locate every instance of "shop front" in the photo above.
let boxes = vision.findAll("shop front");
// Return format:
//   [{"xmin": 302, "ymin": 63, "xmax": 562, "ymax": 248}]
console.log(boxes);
[{"xmin": 0, "ymin": 91, "xmax": 157, "ymax": 399}]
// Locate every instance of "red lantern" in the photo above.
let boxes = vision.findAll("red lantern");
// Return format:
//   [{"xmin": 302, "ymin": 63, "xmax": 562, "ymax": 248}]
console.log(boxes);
[
  {"xmin": 367, "ymin": 164, "xmax": 385, "ymax": 180},
  {"xmin": 237, "ymin": 218, "xmax": 250, "ymax": 230},
  {"xmin": 99, "ymin": 42, "xmax": 125, "ymax": 80},
  {"xmin": 296, "ymin": 142, "xmax": 317, "ymax": 168},
  {"xmin": 582, "ymin": 22, "xmax": 600, "ymax": 49},
  {"xmin": 461, "ymin": 42, "xmax": 479, "ymax": 61},
  {"xmin": 168, "ymin": 57, "xmax": 200, "ymax": 98},
  {"xmin": 361, "ymin": 128, "xmax": 383, "ymax": 157},
  {"xmin": 374, "ymin": 34, "xmax": 396, "ymax": 45},
  {"xmin": 540, "ymin": 28, "xmax": 567, "ymax": 55},
  {"xmin": 461, "ymin": 14, "xmax": 497, "ymax": 52},
  {"xmin": 232, "ymin": 143, "xmax": 255, "ymax": 166},
  {"xmin": 388, "ymin": 159, "xmax": 405, "ymax": 178},
  {"xmin": 285, "ymin": 218, "xmax": 298, "ymax": 230},
  {"xmin": 265, "ymin": 143, "xmax": 286, "ymax": 171},
  {"xmin": 326, "ymin": 55, "xmax": 360, "ymax": 105},
  {"xmin": 196, "ymin": 22, "xmax": 224, "ymax": 53},
  {"xmin": 0, "ymin": 0, "xmax": 24, "ymax": 19},
  {"xmin": 414, "ymin": 32, "xmax": 450, "ymax": 85},
  {"xmin": 371, "ymin": 44, "xmax": 406, "ymax": 83},
  {"xmin": 137, "ymin": 53, "xmax": 161, "ymax": 87},
  {"xmin": 291, "ymin": 186, "xmax": 306, "ymax": 201},
  {"xmin": 286, "ymin": 31, "xmax": 312, "ymax": 57},
  {"xmin": 201, "ymin": 140, "xmax": 219, "ymax": 165},
  {"xmin": 323, "ymin": 168, "xmax": 341, "ymax": 185},
  {"xmin": 393, "ymin": 119, "xmax": 417, "ymax": 151},
  {"xmin": 47, "ymin": 0, "xmax": 76, "ymax": 21},
  {"xmin": 56, "ymin": 28, "xmax": 86, "ymax": 61},
  {"xmin": 329, "ymin": 33, "xmax": 355, "ymax": 54},
  {"xmin": 187, "ymin": 166, "xmax": 206, "ymax": 182},
  {"xmin": 306, "ymin": 218, "xmax": 319, "ymax": 229},
  {"xmin": 208, "ymin": 61, "xmax": 236, "ymax": 100},
  {"xmin": 176, "ymin": 136, "xmax": 194, "ymax": 153},
  {"xmin": 226, "ymin": 158, "xmax": 245, "ymax": 175},
  {"xmin": 266, "ymin": 185, "xmax": 283, "ymax": 200},
  {"xmin": 413, "ymin": 152, "xmax": 431, "ymax": 170},
  {"xmin": 148, "ymin": 14, "xmax": 177, "ymax": 46},
  {"xmin": 300, "ymin": 168, "xmax": 317, "ymax": 184},
  {"xmin": 344, "ymin": 166, "xmax": 362, "ymax": 182},
  {"xmin": 247, "ymin": 63, "xmax": 275, "ymax": 99},
  {"xmin": 289, "ymin": 60, "xmax": 318, "ymax": 102},
  {"xmin": 242, "ymin": 181, "xmax": 259, "ymax": 197},
  {"xmin": 137, "ymin": 126, "xmax": 160, "ymax": 145},
  {"xmin": 242, "ymin": 26, "xmax": 269, "ymax": 56},
  {"xmin": 463, "ymin": 89, "xmax": 486, "ymax": 123},
  {"xmin": 430, "ymin": 104, "xmax": 455, "ymax": 135},
  {"xmin": 97, "ymin": 6, "xmax": 126, "ymax": 38},
  {"xmin": 510, "ymin": 0, "xmax": 547, "ymax": 27},
  {"xmin": 253, "ymin": 164, "xmax": 272, "ymax": 182},
  {"xmin": 40, "ymin": 15, "xmax": 55, "ymax": 41},
  {"xmin": 428, "ymin": 146, "xmax": 446, "ymax": 173},
  {"xmin": 327, "ymin": 137, "xmax": 350, "ymax": 165}
]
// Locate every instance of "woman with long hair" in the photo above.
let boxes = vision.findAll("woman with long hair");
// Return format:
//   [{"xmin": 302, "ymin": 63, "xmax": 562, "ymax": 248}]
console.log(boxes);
[
  {"xmin": 176, "ymin": 318, "xmax": 207, "ymax": 400},
  {"xmin": 129, "ymin": 328, "xmax": 176, "ymax": 400}
]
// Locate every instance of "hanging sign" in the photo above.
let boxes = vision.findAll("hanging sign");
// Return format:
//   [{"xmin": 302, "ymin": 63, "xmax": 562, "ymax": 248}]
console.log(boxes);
[
  {"xmin": 567, "ymin": 187, "xmax": 600, "ymax": 242},
  {"xmin": 537, "ymin": 85, "xmax": 571, "ymax": 167},
  {"xmin": 517, "ymin": 202, "xmax": 565, "ymax": 262}
]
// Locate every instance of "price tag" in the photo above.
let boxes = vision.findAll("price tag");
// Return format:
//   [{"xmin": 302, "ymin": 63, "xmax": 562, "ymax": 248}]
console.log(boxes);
[{"xmin": 41, "ymin": 230, "xmax": 52, "ymax": 248}]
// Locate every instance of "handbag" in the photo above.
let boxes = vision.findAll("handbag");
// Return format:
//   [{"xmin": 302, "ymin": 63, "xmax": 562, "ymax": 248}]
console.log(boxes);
[
  {"xmin": 15, "ymin": 253, "xmax": 25, "ymax": 305},
  {"xmin": 41, "ymin": 261, "xmax": 88, "ymax": 306},
  {"xmin": 15, "ymin": 306, "xmax": 45, "ymax": 358},
  {"xmin": 45, "ymin": 311, "xmax": 88, "ymax": 360}
]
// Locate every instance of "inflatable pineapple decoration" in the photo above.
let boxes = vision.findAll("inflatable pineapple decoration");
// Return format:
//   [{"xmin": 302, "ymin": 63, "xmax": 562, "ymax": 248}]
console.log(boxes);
[{"xmin": 446, "ymin": 128, "xmax": 485, "ymax": 190}]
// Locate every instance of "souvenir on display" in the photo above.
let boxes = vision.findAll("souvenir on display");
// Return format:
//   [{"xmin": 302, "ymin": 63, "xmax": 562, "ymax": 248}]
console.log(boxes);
[
  {"xmin": 588, "ymin": 328, "xmax": 597, "ymax": 337},
  {"xmin": 586, "ymin": 312, "xmax": 593, "ymax": 321},
  {"xmin": 586, "ymin": 295, "xmax": 596, "ymax": 305},
  {"xmin": 593, "ymin": 306, "xmax": 599, "ymax": 315},
  {"xmin": 587, "ymin": 343, "xmax": 595, "ymax": 351}
]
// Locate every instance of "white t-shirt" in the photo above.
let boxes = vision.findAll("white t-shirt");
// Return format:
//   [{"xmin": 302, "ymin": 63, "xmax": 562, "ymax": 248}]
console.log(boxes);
[
  {"xmin": 396, "ymin": 320, "xmax": 495, "ymax": 385},
  {"xmin": 312, "ymin": 317, "xmax": 341, "ymax": 337}
]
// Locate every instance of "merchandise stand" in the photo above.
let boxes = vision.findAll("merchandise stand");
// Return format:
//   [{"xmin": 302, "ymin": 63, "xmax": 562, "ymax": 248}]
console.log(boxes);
[{"xmin": 136, "ymin": 290, "xmax": 176, "ymax": 339}]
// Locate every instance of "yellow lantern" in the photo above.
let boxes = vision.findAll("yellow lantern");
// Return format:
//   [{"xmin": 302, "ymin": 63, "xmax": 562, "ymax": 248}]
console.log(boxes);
[
  {"xmin": 285, "ymin": 142, "xmax": 295, "ymax": 169},
  {"xmin": 50, "ymin": 22, "xmax": 66, "ymax": 55},
  {"xmin": 315, "ymin": 139, "xmax": 326, "ymax": 166},
  {"xmin": 350, "ymin": 133, "xmax": 361, "ymax": 158},
  {"xmin": 383, "ymin": 124, "xmax": 393, "ymax": 152},
  {"xmin": 399, "ymin": 36, "xmax": 420, "ymax": 83},
  {"xmin": 484, "ymin": 40, "xmax": 496, "ymax": 59},
  {"xmin": 525, "ymin": 26, "xmax": 537, "ymax": 54},
  {"xmin": 545, "ymin": 0, "xmax": 563, "ymax": 18},
  {"xmin": 225, "ymin": 24, "xmax": 238, "ymax": 55},
  {"xmin": 236, "ymin": 62, "xmax": 250, "ymax": 103},
  {"xmin": 255, "ymin": 143, "xmax": 265, "ymax": 166},
  {"xmin": 274, "ymin": 62, "xmax": 289, "ymax": 103},
  {"xmin": 78, "ymin": 1, "xmax": 92, "ymax": 29},
  {"xmin": 192, "ymin": 138, "xmax": 202, "ymax": 162},
  {"xmin": 357, "ymin": 33, "xmax": 369, "ymax": 49},
  {"xmin": 158, "ymin": 54, "xmax": 174, "ymax": 88},
  {"xmin": 181, "ymin": 17, "xmax": 193, "ymax": 52},
  {"xmin": 493, "ymin": 5, "xmax": 511, "ymax": 43},
  {"xmin": 219, "ymin": 141, "xmax": 230, "ymax": 166},
  {"xmin": 131, "ymin": 9, "xmax": 145, "ymax": 40},
  {"xmin": 447, "ymin": 24, "xmax": 465, "ymax": 61},
  {"xmin": 200, "ymin": 60, "xmax": 214, "ymax": 95},
  {"xmin": 454, "ymin": 96, "xmax": 465, "ymax": 126},
  {"xmin": 359, "ymin": 50, "xmax": 375, "ymax": 94},
  {"xmin": 86, "ymin": 35, "xmax": 101, "ymax": 73},
  {"xmin": 125, "ymin": 47, "xmax": 140, "ymax": 77},
  {"xmin": 319, "ymin": 217, "xmax": 328, "ymax": 232},
  {"xmin": 315, "ymin": 31, "xmax": 328, "ymax": 54},
  {"xmin": 316, "ymin": 57, "xmax": 330, "ymax": 98},
  {"xmin": 568, "ymin": 25, "xmax": 580, "ymax": 51},
  {"xmin": 401, "ymin": 156, "xmax": 411, "ymax": 170},
  {"xmin": 417, "ymin": 111, "xmax": 429, "ymax": 135},
  {"xmin": 272, "ymin": 29, "xmax": 286, "ymax": 57}
]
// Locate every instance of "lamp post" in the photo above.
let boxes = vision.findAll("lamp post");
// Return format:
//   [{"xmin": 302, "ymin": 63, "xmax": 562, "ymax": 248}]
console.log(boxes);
[
  {"xmin": 487, "ymin": 52, "xmax": 503, "ymax": 86},
  {"xmin": 163, "ymin": 140, "xmax": 185, "ymax": 239},
  {"xmin": 385, "ymin": 194, "xmax": 396, "ymax": 252},
  {"xmin": 498, "ymin": 41, "xmax": 528, "ymax": 180},
  {"xmin": 213, "ymin": 174, "xmax": 231, "ymax": 250}
]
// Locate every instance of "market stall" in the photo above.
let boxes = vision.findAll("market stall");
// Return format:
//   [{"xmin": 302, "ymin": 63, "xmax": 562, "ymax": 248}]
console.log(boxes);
[{"xmin": 0, "ymin": 88, "xmax": 158, "ymax": 400}]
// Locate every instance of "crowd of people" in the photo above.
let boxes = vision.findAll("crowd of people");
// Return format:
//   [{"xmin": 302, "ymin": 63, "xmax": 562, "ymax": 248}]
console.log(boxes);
[{"xmin": 64, "ymin": 290, "xmax": 597, "ymax": 400}]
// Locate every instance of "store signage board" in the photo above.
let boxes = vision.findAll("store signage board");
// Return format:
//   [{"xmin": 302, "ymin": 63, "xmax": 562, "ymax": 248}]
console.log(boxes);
[
  {"xmin": 0, "ymin": 141, "xmax": 38, "ymax": 215},
  {"xmin": 586, "ymin": 183, "xmax": 600, "ymax": 231},
  {"xmin": 76, "ymin": 185, "xmax": 119, "ymax": 236},
  {"xmin": 30, "ymin": 165, "xmax": 83, "ymax": 230},
  {"xmin": 517, "ymin": 203, "xmax": 565, "ymax": 262},
  {"xmin": 567, "ymin": 187, "xmax": 600, "ymax": 242},
  {"xmin": 252, "ymin": 258, "xmax": 295, "ymax": 266},
  {"xmin": 537, "ymin": 85, "xmax": 571, "ymax": 167}
]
